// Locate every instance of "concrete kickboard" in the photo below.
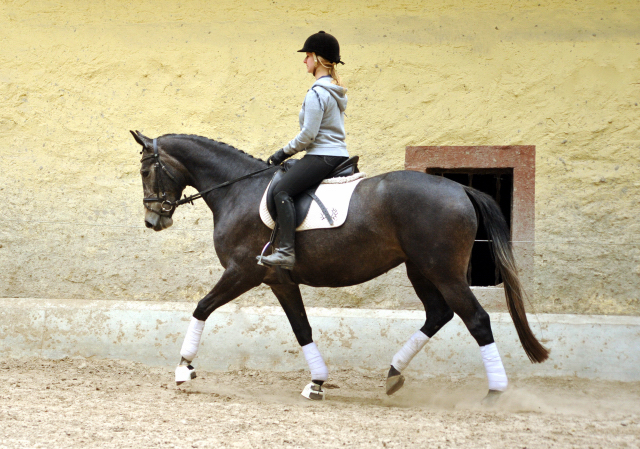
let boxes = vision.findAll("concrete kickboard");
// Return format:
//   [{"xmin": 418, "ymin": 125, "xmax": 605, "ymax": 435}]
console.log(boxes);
[{"xmin": 1, "ymin": 298, "xmax": 639, "ymax": 381}]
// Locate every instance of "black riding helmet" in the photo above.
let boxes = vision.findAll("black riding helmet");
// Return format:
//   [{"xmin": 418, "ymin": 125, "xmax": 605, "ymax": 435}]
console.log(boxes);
[{"xmin": 297, "ymin": 31, "xmax": 344, "ymax": 65}]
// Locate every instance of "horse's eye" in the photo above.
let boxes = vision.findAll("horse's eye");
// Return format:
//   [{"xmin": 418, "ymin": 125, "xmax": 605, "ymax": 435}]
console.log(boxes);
[{"xmin": 140, "ymin": 169, "xmax": 150, "ymax": 178}]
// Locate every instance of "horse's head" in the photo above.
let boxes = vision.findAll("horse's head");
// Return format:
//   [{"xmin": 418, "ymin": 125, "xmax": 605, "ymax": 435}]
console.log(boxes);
[{"xmin": 131, "ymin": 130, "xmax": 185, "ymax": 232}]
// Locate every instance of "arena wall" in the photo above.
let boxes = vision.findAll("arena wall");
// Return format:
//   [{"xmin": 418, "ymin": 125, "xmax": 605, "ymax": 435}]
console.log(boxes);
[{"xmin": 1, "ymin": 0, "xmax": 638, "ymax": 315}]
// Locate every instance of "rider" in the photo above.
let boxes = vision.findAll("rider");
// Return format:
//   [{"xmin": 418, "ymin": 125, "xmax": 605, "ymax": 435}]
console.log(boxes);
[{"xmin": 259, "ymin": 31, "xmax": 349, "ymax": 270}]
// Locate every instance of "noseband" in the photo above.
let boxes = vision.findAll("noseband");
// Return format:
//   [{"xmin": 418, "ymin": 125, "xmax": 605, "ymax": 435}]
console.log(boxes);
[{"xmin": 140, "ymin": 138, "xmax": 274, "ymax": 217}]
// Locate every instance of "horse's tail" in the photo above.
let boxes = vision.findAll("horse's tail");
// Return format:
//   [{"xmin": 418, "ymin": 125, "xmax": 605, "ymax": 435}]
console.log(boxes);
[{"xmin": 463, "ymin": 185, "xmax": 549, "ymax": 363}]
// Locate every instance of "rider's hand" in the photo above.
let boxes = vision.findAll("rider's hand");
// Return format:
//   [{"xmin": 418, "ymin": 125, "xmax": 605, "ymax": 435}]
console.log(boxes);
[{"xmin": 267, "ymin": 148, "xmax": 289, "ymax": 166}]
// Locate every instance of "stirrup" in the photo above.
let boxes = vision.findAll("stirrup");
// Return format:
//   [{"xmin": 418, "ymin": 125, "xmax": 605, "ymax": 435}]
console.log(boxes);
[{"xmin": 256, "ymin": 241, "xmax": 272, "ymax": 266}]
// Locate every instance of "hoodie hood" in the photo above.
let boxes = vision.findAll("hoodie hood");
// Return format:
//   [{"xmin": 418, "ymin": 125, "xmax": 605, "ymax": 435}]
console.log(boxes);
[{"xmin": 313, "ymin": 76, "xmax": 347, "ymax": 113}]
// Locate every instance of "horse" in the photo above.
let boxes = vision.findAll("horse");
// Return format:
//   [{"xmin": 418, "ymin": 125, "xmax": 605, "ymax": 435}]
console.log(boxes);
[{"xmin": 131, "ymin": 130, "xmax": 549, "ymax": 401}]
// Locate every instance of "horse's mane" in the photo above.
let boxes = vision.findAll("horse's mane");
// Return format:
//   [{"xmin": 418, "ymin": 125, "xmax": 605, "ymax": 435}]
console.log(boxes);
[{"xmin": 161, "ymin": 134, "xmax": 267, "ymax": 163}]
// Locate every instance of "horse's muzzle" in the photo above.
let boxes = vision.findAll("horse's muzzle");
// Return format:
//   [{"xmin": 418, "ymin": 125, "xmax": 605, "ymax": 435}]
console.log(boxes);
[{"xmin": 145, "ymin": 209, "xmax": 173, "ymax": 231}]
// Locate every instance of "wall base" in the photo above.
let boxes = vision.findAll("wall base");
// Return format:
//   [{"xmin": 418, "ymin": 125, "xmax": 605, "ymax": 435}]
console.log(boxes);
[{"xmin": 1, "ymin": 298, "xmax": 638, "ymax": 381}]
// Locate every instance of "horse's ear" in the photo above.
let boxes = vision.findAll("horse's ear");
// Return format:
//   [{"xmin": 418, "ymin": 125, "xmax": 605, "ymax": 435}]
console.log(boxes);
[{"xmin": 130, "ymin": 130, "xmax": 152, "ymax": 150}]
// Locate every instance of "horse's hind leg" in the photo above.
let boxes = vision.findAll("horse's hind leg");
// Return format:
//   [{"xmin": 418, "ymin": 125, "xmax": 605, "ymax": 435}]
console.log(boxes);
[
  {"xmin": 433, "ymin": 277, "xmax": 508, "ymax": 401},
  {"xmin": 386, "ymin": 261, "xmax": 454, "ymax": 395}
]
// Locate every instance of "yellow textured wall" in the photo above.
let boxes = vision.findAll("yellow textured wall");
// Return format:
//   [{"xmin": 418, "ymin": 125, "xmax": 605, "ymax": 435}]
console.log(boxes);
[{"xmin": 1, "ymin": 0, "xmax": 638, "ymax": 314}]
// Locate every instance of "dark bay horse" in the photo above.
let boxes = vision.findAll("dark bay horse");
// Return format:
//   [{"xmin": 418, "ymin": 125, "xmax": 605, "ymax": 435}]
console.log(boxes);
[{"xmin": 131, "ymin": 131, "xmax": 548, "ymax": 401}]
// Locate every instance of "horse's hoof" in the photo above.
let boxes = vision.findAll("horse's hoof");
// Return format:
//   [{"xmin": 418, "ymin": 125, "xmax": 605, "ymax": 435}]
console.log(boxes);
[
  {"xmin": 386, "ymin": 374, "xmax": 405, "ymax": 396},
  {"xmin": 385, "ymin": 365, "xmax": 405, "ymax": 396},
  {"xmin": 301, "ymin": 382, "xmax": 325, "ymax": 401},
  {"xmin": 175, "ymin": 364, "xmax": 197, "ymax": 385},
  {"xmin": 481, "ymin": 389, "xmax": 503, "ymax": 407}
]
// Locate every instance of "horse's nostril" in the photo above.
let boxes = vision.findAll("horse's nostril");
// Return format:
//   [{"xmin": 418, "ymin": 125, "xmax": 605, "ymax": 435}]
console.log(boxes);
[{"xmin": 145, "ymin": 220, "xmax": 153, "ymax": 229}]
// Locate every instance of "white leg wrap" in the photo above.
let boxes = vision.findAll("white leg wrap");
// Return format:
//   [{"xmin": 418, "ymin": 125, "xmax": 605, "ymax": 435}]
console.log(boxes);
[
  {"xmin": 180, "ymin": 317, "xmax": 205, "ymax": 361},
  {"xmin": 480, "ymin": 342, "xmax": 508, "ymax": 391},
  {"xmin": 391, "ymin": 330, "xmax": 429, "ymax": 372},
  {"xmin": 302, "ymin": 342, "xmax": 328, "ymax": 382}
]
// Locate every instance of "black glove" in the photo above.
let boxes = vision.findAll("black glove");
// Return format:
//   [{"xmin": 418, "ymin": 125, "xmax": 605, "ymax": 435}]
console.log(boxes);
[{"xmin": 267, "ymin": 148, "xmax": 289, "ymax": 166}]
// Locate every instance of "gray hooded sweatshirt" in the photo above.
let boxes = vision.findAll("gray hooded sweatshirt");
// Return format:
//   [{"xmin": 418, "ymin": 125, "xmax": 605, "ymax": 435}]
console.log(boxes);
[{"xmin": 282, "ymin": 76, "xmax": 348, "ymax": 157}]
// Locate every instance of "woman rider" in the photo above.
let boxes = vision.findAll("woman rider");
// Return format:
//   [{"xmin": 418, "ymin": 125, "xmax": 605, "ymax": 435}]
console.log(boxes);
[{"xmin": 259, "ymin": 31, "xmax": 349, "ymax": 270}]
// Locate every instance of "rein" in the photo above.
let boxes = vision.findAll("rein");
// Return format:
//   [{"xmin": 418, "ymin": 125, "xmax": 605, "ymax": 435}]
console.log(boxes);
[{"xmin": 142, "ymin": 138, "xmax": 273, "ymax": 215}]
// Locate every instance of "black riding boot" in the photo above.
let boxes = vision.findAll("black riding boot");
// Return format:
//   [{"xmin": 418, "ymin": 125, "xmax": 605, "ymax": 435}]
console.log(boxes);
[{"xmin": 260, "ymin": 191, "xmax": 296, "ymax": 270}]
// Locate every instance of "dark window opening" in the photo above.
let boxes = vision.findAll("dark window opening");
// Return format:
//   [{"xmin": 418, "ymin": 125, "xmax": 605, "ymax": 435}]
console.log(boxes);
[{"xmin": 427, "ymin": 168, "xmax": 513, "ymax": 287}]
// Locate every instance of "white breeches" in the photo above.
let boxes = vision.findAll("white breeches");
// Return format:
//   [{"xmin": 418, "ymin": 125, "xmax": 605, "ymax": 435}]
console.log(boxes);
[
  {"xmin": 391, "ymin": 330, "xmax": 429, "ymax": 372},
  {"xmin": 480, "ymin": 342, "xmax": 508, "ymax": 391},
  {"xmin": 302, "ymin": 342, "xmax": 328, "ymax": 382},
  {"xmin": 180, "ymin": 317, "xmax": 206, "ymax": 361}
]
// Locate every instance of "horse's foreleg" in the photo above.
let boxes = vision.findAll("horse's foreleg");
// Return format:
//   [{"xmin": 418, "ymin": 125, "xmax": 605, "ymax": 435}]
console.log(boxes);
[
  {"xmin": 176, "ymin": 267, "xmax": 259, "ymax": 385},
  {"xmin": 386, "ymin": 261, "xmax": 454, "ymax": 395},
  {"xmin": 175, "ymin": 317, "xmax": 205, "ymax": 384},
  {"xmin": 270, "ymin": 283, "xmax": 327, "ymax": 400}
]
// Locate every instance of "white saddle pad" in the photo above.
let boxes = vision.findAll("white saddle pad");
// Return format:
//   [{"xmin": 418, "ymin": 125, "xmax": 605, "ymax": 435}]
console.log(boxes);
[{"xmin": 259, "ymin": 173, "xmax": 366, "ymax": 232}]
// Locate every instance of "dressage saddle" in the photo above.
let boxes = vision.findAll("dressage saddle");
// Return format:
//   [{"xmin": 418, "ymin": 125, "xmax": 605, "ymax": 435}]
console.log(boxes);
[{"xmin": 266, "ymin": 156, "xmax": 359, "ymax": 227}]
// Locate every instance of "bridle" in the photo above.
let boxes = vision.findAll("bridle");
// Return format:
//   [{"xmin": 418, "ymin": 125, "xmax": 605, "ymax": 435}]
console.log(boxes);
[
  {"xmin": 141, "ymin": 138, "xmax": 274, "ymax": 216},
  {"xmin": 141, "ymin": 138, "xmax": 181, "ymax": 217}
]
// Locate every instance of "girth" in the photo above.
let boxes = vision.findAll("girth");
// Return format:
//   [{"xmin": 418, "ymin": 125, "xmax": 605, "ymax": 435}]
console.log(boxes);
[{"xmin": 266, "ymin": 156, "xmax": 359, "ymax": 227}]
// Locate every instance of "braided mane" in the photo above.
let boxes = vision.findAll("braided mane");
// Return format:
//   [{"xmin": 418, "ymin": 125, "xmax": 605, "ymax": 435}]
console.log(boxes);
[{"xmin": 161, "ymin": 134, "xmax": 267, "ymax": 163}]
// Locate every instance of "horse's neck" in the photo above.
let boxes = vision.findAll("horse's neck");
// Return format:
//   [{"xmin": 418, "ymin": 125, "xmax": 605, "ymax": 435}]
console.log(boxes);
[{"xmin": 172, "ymin": 140, "xmax": 266, "ymax": 193}]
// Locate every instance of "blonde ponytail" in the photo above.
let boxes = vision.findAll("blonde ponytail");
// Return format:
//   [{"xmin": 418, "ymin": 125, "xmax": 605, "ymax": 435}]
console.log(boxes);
[{"xmin": 315, "ymin": 54, "xmax": 345, "ymax": 88}]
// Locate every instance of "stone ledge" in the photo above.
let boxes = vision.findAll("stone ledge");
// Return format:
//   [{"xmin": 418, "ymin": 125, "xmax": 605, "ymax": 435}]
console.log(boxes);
[{"xmin": 1, "ymin": 298, "xmax": 638, "ymax": 381}]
